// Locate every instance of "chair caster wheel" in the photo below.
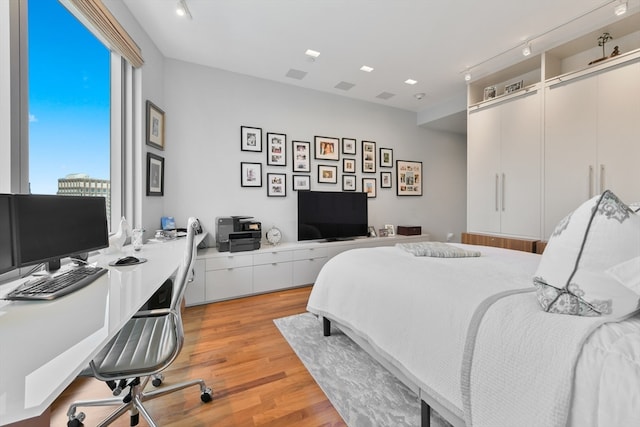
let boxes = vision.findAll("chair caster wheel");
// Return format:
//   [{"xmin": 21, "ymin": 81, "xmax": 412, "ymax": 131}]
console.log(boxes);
[
  {"xmin": 67, "ymin": 412, "xmax": 85, "ymax": 427},
  {"xmin": 201, "ymin": 387, "xmax": 213, "ymax": 403},
  {"xmin": 151, "ymin": 373, "xmax": 163, "ymax": 387}
]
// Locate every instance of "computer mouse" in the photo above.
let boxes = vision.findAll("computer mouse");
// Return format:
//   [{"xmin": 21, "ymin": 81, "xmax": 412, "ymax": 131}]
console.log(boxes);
[{"xmin": 115, "ymin": 256, "xmax": 139, "ymax": 266}]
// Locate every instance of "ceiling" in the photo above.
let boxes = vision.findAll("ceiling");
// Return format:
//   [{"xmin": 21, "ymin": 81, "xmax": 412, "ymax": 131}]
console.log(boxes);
[{"xmin": 120, "ymin": 0, "xmax": 639, "ymax": 133}]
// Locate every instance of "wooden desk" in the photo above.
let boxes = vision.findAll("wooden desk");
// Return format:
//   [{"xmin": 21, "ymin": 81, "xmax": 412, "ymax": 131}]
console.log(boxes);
[{"xmin": 0, "ymin": 236, "xmax": 202, "ymax": 426}]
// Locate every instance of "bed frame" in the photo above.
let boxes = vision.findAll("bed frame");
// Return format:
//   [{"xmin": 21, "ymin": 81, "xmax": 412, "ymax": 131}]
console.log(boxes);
[{"xmin": 320, "ymin": 235, "xmax": 541, "ymax": 427}]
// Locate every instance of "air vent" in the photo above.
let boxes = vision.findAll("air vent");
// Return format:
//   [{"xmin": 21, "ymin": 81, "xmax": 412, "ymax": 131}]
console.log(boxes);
[
  {"xmin": 286, "ymin": 69, "xmax": 308, "ymax": 80},
  {"xmin": 376, "ymin": 92, "xmax": 395, "ymax": 100},
  {"xmin": 334, "ymin": 81, "xmax": 355, "ymax": 91}
]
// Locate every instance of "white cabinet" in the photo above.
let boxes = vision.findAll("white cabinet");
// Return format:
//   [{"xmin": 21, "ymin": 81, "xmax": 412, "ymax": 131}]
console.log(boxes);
[
  {"xmin": 187, "ymin": 234, "xmax": 429, "ymax": 306},
  {"xmin": 467, "ymin": 91, "xmax": 541, "ymax": 239},
  {"xmin": 544, "ymin": 61, "xmax": 640, "ymax": 237}
]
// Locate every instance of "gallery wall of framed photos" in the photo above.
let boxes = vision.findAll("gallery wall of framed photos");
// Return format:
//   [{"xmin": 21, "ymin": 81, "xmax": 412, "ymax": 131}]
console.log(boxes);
[{"xmin": 238, "ymin": 125, "xmax": 406, "ymax": 199}]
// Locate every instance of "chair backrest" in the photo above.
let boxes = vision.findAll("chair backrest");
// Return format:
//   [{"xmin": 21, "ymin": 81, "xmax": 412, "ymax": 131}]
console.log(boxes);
[{"xmin": 170, "ymin": 217, "xmax": 199, "ymax": 310}]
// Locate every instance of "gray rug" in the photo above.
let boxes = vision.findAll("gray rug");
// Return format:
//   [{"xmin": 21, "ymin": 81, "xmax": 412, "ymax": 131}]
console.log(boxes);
[{"xmin": 274, "ymin": 312, "xmax": 451, "ymax": 427}]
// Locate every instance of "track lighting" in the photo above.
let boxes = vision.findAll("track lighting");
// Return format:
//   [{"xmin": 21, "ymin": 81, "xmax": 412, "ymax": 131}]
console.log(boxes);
[
  {"xmin": 176, "ymin": 0, "xmax": 192, "ymax": 19},
  {"xmin": 464, "ymin": 72, "xmax": 472, "ymax": 82},
  {"xmin": 522, "ymin": 42, "xmax": 531, "ymax": 57},
  {"xmin": 614, "ymin": 1, "xmax": 627, "ymax": 16}
]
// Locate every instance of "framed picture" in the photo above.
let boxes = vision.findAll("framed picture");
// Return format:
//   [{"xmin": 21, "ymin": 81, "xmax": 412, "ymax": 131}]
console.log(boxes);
[
  {"xmin": 267, "ymin": 173, "xmax": 286, "ymax": 197},
  {"xmin": 241, "ymin": 126, "xmax": 262, "ymax": 152},
  {"xmin": 342, "ymin": 138, "xmax": 356, "ymax": 155},
  {"xmin": 292, "ymin": 175, "xmax": 310, "ymax": 191},
  {"xmin": 483, "ymin": 86, "xmax": 496, "ymax": 100},
  {"xmin": 318, "ymin": 164, "xmax": 338, "ymax": 184},
  {"xmin": 343, "ymin": 175, "xmax": 356, "ymax": 191},
  {"xmin": 266, "ymin": 132, "xmax": 287, "ymax": 166},
  {"xmin": 362, "ymin": 178, "xmax": 376, "ymax": 198},
  {"xmin": 368, "ymin": 226, "xmax": 377, "ymax": 237},
  {"xmin": 384, "ymin": 224, "xmax": 395, "ymax": 236},
  {"xmin": 380, "ymin": 171, "xmax": 392, "ymax": 188},
  {"xmin": 240, "ymin": 162, "xmax": 262, "ymax": 187},
  {"xmin": 504, "ymin": 80, "xmax": 524, "ymax": 94},
  {"xmin": 292, "ymin": 140, "xmax": 311, "ymax": 172},
  {"xmin": 146, "ymin": 152, "xmax": 164, "ymax": 196},
  {"xmin": 343, "ymin": 158, "xmax": 356, "ymax": 173},
  {"xmin": 314, "ymin": 136, "xmax": 340, "ymax": 161},
  {"xmin": 380, "ymin": 147, "xmax": 393, "ymax": 167},
  {"xmin": 396, "ymin": 160, "xmax": 423, "ymax": 196},
  {"xmin": 362, "ymin": 140, "xmax": 376, "ymax": 173},
  {"xmin": 145, "ymin": 100, "xmax": 165, "ymax": 150}
]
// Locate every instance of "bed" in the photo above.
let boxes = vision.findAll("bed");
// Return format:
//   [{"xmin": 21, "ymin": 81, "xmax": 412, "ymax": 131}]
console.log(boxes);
[{"xmin": 307, "ymin": 191, "xmax": 640, "ymax": 427}]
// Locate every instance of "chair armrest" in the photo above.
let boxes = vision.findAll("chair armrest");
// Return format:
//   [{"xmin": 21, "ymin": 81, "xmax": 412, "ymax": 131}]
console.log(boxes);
[{"xmin": 134, "ymin": 308, "xmax": 172, "ymax": 317}]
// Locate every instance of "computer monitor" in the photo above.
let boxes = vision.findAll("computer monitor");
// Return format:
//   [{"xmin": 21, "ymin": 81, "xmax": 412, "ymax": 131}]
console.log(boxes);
[
  {"xmin": 0, "ymin": 194, "xmax": 16, "ymax": 275},
  {"xmin": 12, "ymin": 194, "xmax": 109, "ymax": 271}
]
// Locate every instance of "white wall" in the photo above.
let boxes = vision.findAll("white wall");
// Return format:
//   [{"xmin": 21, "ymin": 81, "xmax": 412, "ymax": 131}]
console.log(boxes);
[{"xmin": 162, "ymin": 59, "xmax": 467, "ymax": 246}]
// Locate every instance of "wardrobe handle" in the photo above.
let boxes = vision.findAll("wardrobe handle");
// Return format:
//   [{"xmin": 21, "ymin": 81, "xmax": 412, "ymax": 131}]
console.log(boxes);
[
  {"xmin": 495, "ymin": 174, "xmax": 499, "ymax": 211},
  {"xmin": 501, "ymin": 173, "xmax": 506, "ymax": 211},
  {"xmin": 588, "ymin": 165, "xmax": 594, "ymax": 198},
  {"xmin": 600, "ymin": 164, "xmax": 605, "ymax": 194}
]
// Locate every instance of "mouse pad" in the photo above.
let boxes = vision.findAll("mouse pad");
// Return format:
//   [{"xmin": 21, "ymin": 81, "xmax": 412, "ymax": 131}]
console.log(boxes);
[{"xmin": 108, "ymin": 257, "xmax": 148, "ymax": 267}]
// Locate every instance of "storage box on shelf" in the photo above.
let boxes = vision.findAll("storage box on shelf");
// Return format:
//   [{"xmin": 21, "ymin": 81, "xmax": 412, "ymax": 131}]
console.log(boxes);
[{"xmin": 185, "ymin": 234, "xmax": 430, "ymax": 306}]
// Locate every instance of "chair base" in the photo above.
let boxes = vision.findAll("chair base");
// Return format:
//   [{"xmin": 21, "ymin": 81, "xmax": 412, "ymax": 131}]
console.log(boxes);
[{"xmin": 67, "ymin": 375, "xmax": 212, "ymax": 427}]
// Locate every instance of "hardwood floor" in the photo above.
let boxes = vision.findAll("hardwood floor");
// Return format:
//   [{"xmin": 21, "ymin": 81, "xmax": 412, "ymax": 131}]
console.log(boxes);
[{"xmin": 50, "ymin": 286, "xmax": 346, "ymax": 426}]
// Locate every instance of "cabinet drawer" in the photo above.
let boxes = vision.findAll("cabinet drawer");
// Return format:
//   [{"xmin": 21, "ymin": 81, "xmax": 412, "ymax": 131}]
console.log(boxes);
[
  {"xmin": 293, "ymin": 257, "xmax": 327, "ymax": 285},
  {"xmin": 205, "ymin": 267, "xmax": 252, "ymax": 301},
  {"xmin": 205, "ymin": 253, "xmax": 253, "ymax": 270},
  {"xmin": 253, "ymin": 250, "xmax": 293, "ymax": 265},
  {"xmin": 253, "ymin": 262, "xmax": 293, "ymax": 293},
  {"xmin": 293, "ymin": 247, "xmax": 327, "ymax": 261}
]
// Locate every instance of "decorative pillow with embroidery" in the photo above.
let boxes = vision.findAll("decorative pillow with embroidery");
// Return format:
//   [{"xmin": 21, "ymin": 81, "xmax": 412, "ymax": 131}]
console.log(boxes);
[{"xmin": 534, "ymin": 190, "xmax": 640, "ymax": 317}]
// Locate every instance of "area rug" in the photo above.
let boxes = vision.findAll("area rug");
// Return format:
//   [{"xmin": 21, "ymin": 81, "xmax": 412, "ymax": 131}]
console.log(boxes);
[{"xmin": 274, "ymin": 312, "xmax": 451, "ymax": 427}]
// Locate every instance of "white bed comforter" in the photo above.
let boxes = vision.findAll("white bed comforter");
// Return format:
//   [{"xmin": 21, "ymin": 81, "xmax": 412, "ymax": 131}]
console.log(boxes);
[{"xmin": 306, "ymin": 244, "xmax": 640, "ymax": 426}]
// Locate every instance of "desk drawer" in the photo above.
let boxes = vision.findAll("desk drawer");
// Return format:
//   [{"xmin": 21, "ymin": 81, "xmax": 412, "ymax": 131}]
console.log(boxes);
[
  {"xmin": 205, "ymin": 267, "xmax": 252, "ymax": 301},
  {"xmin": 205, "ymin": 253, "xmax": 253, "ymax": 270}
]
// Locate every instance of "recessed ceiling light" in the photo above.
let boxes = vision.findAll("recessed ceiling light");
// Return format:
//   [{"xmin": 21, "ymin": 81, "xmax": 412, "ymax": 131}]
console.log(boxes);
[
  {"xmin": 360, "ymin": 65, "xmax": 374, "ymax": 73},
  {"xmin": 305, "ymin": 49, "xmax": 320, "ymax": 58},
  {"xmin": 404, "ymin": 79, "xmax": 417, "ymax": 85}
]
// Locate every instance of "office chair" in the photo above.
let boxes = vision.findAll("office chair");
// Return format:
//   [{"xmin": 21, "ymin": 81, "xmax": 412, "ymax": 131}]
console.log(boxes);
[{"xmin": 67, "ymin": 217, "xmax": 212, "ymax": 427}]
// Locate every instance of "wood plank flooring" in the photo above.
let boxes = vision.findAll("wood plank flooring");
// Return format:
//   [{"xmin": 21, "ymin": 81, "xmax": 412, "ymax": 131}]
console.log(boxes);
[{"xmin": 49, "ymin": 286, "xmax": 346, "ymax": 426}]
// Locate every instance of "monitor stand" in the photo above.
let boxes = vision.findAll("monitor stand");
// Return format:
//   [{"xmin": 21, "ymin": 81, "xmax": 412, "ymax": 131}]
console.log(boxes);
[{"xmin": 47, "ymin": 258, "xmax": 61, "ymax": 272}]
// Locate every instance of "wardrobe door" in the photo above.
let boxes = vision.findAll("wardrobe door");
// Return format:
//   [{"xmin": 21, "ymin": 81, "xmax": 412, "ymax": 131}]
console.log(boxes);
[{"xmin": 544, "ymin": 76, "xmax": 598, "ymax": 238}]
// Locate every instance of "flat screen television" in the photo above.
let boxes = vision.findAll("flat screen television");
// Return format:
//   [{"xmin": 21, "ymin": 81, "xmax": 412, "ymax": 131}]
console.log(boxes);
[
  {"xmin": 298, "ymin": 191, "xmax": 368, "ymax": 241},
  {"xmin": 0, "ymin": 194, "xmax": 16, "ymax": 275},
  {"xmin": 12, "ymin": 194, "xmax": 109, "ymax": 270}
]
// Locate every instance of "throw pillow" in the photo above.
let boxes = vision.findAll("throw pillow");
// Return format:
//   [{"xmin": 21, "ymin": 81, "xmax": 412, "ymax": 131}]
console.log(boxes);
[{"xmin": 534, "ymin": 190, "xmax": 640, "ymax": 317}]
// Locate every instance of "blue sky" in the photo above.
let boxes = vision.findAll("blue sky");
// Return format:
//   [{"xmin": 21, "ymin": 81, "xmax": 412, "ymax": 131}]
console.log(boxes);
[{"xmin": 28, "ymin": 0, "xmax": 110, "ymax": 195}]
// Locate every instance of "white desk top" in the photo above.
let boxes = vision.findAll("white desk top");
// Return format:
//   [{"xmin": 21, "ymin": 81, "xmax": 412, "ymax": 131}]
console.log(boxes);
[{"xmin": 0, "ymin": 236, "xmax": 199, "ymax": 425}]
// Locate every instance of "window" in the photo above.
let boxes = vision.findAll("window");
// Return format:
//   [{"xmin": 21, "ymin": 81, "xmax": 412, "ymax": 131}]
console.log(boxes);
[{"xmin": 28, "ymin": 1, "xmax": 111, "ymax": 222}]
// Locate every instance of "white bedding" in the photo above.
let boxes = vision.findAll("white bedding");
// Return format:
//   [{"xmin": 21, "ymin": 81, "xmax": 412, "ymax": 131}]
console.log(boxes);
[{"xmin": 306, "ymin": 243, "xmax": 640, "ymax": 426}]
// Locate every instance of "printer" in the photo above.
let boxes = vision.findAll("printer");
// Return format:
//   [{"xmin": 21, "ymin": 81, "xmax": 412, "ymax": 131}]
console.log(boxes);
[{"xmin": 216, "ymin": 216, "xmax": 261, "ymax": 252}]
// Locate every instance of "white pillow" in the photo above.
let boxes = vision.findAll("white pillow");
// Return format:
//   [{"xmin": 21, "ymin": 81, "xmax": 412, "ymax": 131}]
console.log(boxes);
[
  {"xmin": 606, "ymin": 256, "xmax": 640, "ymax": 294},
  {"xmin": 534, "ymin": 191, "xmax": 640, "ymax": 317}
]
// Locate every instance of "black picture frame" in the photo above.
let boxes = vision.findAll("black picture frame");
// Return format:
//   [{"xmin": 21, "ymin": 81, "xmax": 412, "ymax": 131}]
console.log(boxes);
[
  {"xmin": 342, "ymin": 175, "xmax": 356, "ymax": 191},
  {"xmin": 292, "ymin": 175, "xmax": 310, "ymax": 191},
  {"xmin": 362, "ymin": 140, "xmax": 376, "ymax": 173},
  {"xmin": 343, "ymin": 158, "xmax": 356, "ymax": 173},
  {"xmin": 380, "ymin": 147, "xmax": 393, "ymax": 168},
  {"xmin": 146, "ymin": 152, "xmax": 164, "ymax": 196},
  {"xmin": 396, "ymin": 160, "xmax": 423, "ymax": 196},
  {"xmin": 240, "ymin": 162, "xmax": 262, "ymax": 187},
  {"xmin": 362, "ymin": 177, "xmax": 376, "ymax": 198},
  {"xmin": 314, "ymin": 136, "xmax": 340, "ymax": 161},
  {"xmin": 318, "ymin": 164, "xmax": 338, "ymax": 184},
  {"xmin": 342, "ymin": 138, "xmax": 357, "ymax": 155},
  {"xmin": 145, "ymin": 100, "xmax": 165, "ymax": 150},
  {"xmin": 267, "ymin": 173, "xmax": 286, "ymax": 197},
  {"xmin": 381, "ymin": 171, "xmax": 392, "ymax": 188},
  {"xmin": 266, "ymin": 132, "xmax": 287, "ymax": 166},
  {"xmin": 292, "ymin": 140, "xmax": 311, "ymax": 172},
  {"xmin": 241, "ymin": 126, "xmax": 263, "ymax": 152}
]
